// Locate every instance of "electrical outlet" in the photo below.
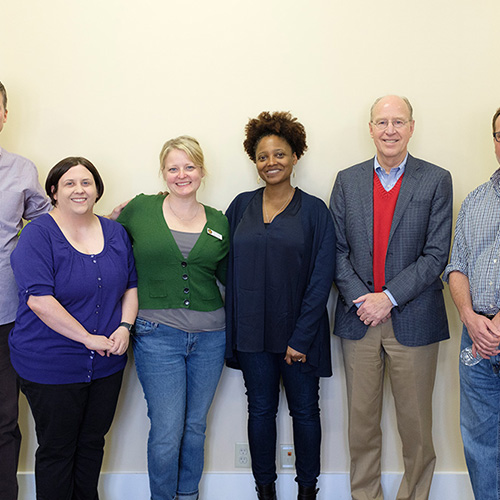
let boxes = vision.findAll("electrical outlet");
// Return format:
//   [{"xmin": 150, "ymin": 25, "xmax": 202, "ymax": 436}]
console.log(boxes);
[
  {"xmin": 280, "ymin": 444, "xmax": 295, "ymax": 469},
  {"xmin": 235, "ymin": 442, "xmax": 251, "ymax": 468}
]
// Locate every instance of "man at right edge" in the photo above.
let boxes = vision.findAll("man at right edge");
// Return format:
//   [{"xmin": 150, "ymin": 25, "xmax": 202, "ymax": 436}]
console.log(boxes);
[{"xmin": 445, "ymin": 106, "xmax": 500, "ymax": 500}]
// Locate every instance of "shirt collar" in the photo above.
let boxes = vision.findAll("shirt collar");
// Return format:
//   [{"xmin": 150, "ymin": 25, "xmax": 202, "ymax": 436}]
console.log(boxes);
[
  {"xmin": 490, "ymin": 168, "xmax": 500, "ymax": 197},
  {"xmin": 374, "ymin": 153, "xmax": 409, "ymax": 175},
  {"xmin": 490, "ymin": 168, "xmax": 500, "ymax": 185}
]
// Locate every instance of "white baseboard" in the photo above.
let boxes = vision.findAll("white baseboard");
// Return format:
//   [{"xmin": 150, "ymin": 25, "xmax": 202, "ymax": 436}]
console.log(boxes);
[{"xmin": 18, "ymin": 471, "xmax": 474, "ymax": 499}]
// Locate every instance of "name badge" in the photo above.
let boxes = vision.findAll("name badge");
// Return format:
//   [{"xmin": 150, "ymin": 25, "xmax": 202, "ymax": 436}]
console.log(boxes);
[{"xmin": 207, "ymin": 228, "xmax": 223, "ymax": 240}]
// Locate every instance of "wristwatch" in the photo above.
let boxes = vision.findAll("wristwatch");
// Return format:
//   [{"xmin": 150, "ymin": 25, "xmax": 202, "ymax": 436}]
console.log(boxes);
[{"xmin": 119, "ymin": 321, "xmax": 134, "ymax": 332}]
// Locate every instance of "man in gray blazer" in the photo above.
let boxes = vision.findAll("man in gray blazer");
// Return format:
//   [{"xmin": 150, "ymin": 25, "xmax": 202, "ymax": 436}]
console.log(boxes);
[{"xmin": 330, "ymin": 95, "xmax": 452, "ymax": 500}]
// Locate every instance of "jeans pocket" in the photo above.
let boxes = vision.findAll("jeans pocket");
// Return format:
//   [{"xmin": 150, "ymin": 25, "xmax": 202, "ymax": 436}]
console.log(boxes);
[{"xmin": 133, "ymin": 317, "xmax": 158, "ymax": 337}]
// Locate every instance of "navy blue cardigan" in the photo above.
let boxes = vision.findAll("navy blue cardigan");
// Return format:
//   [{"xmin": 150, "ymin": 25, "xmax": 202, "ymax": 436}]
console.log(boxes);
[{"xmin": 225, "ymin": 188, "xmax": 336, "ymax": 377}]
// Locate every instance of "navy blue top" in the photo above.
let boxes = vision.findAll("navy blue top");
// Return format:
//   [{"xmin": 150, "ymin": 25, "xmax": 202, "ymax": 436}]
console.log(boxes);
[
  {"xmin": 9, "ymin": 214, "xmax": 137, "ymax": 384},
  {"xmin": 225, "ymin": 188, "xmax": 336, "ymax": 377}
]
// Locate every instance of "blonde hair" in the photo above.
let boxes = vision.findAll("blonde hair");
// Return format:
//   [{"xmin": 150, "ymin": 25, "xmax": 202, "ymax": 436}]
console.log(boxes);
[{"xmin": 159, "ymin": 135, "xmax": 206, "ymax": 175}]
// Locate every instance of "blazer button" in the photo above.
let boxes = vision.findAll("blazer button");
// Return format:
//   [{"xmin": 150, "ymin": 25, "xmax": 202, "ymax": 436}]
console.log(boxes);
[{"xmin": 367, "ymin": 280, "xmax": 373, "ymax": 286}]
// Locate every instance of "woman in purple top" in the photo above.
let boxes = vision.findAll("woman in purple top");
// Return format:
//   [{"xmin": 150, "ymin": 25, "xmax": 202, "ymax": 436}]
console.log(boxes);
[{"xmin": 9, "ymin": 157, "xmax": 138, "ymax": 500}]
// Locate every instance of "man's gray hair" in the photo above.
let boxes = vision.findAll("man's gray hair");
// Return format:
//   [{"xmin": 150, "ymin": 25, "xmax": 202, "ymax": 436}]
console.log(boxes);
[{"xmin": 370, "ymin": 95, "xmax": 413, "ymax": 122}]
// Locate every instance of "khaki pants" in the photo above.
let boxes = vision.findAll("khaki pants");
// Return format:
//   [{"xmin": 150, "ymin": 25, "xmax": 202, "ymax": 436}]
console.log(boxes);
[{"xmin": 341, "ymin": 319, "xmax": 439, "ymax": 500}]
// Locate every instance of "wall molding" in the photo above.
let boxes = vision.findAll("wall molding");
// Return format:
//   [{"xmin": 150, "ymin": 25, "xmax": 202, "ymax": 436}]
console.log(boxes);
[{"xmin": 18, "ymin": 470, "xmax": 474, "ymax": 499}]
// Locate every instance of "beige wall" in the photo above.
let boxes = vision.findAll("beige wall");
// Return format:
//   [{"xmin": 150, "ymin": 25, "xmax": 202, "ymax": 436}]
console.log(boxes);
[{"xmin": 3, "ymin": 0, "xmax": 499, "ymax": 475}]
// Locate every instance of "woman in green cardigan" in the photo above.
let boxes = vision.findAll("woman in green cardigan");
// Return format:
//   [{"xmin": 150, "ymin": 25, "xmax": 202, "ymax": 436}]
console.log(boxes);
[{"xmin": 113, "ymin": 136, "xmax": 229, "ymax": 500}]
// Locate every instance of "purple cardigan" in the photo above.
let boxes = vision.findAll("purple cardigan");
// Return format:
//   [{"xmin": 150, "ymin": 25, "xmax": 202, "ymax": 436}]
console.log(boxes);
[{"xmin": 9, "ymin": 214, "xmax": 137, "ymax": 384}]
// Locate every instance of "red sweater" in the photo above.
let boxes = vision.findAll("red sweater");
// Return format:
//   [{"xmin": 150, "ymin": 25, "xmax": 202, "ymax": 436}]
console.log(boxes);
[{"xmin": 373, "ymin": 172, "xmax": 403, "ymax": 292}]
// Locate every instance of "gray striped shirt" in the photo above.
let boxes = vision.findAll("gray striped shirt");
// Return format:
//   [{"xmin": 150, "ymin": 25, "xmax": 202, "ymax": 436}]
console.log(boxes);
[{"xmin": 0, "ymin": 148, "xmax": 50, "ymax": 324}]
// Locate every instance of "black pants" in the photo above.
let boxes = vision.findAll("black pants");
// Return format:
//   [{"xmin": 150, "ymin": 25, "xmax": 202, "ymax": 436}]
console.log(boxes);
[
  {"xmin": 0, "ymin": 322, "xmax": 21, "ymax": 500},
  {"xmin": 20, "ymin": 369, "xmax": 124, "ymax": 500}
]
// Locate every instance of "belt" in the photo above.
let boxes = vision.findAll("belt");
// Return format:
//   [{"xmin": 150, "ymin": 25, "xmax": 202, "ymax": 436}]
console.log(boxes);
[{"xmin": 476, "ymin": 311, "xmax": 496, "ymax": 320}]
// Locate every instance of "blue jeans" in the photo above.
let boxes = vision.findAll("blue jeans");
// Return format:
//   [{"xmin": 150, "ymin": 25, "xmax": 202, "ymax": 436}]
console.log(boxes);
[
  {"xmin": 237, "ymin": 351, "xmax": 321, "ymax": 488},
  {"xmin": 133, "ymin": 318, "xmax": 225, "ymax": 500},
  {"xmin": 460, "ymin": 325, "xmax": 500, "ymax": 500}
]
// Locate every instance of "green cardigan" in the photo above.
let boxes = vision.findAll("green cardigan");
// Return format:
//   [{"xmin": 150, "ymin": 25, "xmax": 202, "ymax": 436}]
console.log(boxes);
[{"xmin": 118, "ymin": 194, "xmax": 229, "ymax": 311}]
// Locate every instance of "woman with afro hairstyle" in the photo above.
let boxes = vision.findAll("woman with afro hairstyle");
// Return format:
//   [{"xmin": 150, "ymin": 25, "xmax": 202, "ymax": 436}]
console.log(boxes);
[{"xmin": 225, "ymin": 112, "xmax": 336, "ymax": 500}]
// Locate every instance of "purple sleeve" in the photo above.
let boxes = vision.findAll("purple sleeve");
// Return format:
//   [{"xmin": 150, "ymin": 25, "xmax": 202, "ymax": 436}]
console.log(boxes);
[{"xmin": 10, "ymin": 219, "xmax": 55, "ymax": 302}]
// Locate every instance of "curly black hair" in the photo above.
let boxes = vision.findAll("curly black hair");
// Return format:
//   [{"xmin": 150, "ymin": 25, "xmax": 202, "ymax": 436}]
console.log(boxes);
[{"xmin": 243, "ymin": 111, "xmax": 308, "ymax": 162}]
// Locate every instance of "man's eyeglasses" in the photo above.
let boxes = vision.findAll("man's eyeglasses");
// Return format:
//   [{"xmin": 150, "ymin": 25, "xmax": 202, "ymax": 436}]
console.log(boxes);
[
  {"xmin": 493, "ymin": 132, "xmax": 500, "ymax": 143},
  {"xmin": 371, "ymin": 119, "xmax": 409, "ymax": 130}
]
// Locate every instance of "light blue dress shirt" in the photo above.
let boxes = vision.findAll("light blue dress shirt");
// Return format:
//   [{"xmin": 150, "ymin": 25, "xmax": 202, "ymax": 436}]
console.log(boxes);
[{"xmin": 374, "ymin": 153, "xmax": 407, "ymax": 191}]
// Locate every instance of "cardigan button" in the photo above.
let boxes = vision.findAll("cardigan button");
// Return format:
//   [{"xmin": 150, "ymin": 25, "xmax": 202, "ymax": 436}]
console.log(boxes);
[
  {"xmin": 181, "ymin": 261, "xmax": 187, "ymax": 268},
  {"xmin": 184, "ymin": 288, "xmax": 189, "ymax": 294},
  {"xmin": 184, "ymin": 299, "xmax": 190, "ymax": 306},
  {"xmin": 182, "ymin": 274, "xmax": 188, "ymax": 281}
]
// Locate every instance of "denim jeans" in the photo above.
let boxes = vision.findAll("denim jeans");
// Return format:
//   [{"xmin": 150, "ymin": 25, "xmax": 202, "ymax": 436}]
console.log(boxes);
[
  {"xmin": 236, "ymin": 351, "xmax": 321, "ymax": 488},
  {"xmin": 133, "ymin": 318, "xmax": 225, "ymax": 500},
  {"xmin": 460, "ymin": 325, "xmax": 500, "ymax": 500}
]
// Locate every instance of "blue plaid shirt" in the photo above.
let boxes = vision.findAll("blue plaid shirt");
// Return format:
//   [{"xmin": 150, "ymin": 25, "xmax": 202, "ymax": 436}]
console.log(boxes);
[{"xmin": 443, "ymin": 168, "xmax": 500, "ymax": 315}]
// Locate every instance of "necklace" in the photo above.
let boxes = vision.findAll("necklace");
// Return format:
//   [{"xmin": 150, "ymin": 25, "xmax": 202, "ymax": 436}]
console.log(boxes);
[
  {"xmin": 167, "ymin": 198, "xmax": 200, "ymax": 221},
  {"xmin": 263, "ymin": 188, "xmax": 295, "ymax": 223}
]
